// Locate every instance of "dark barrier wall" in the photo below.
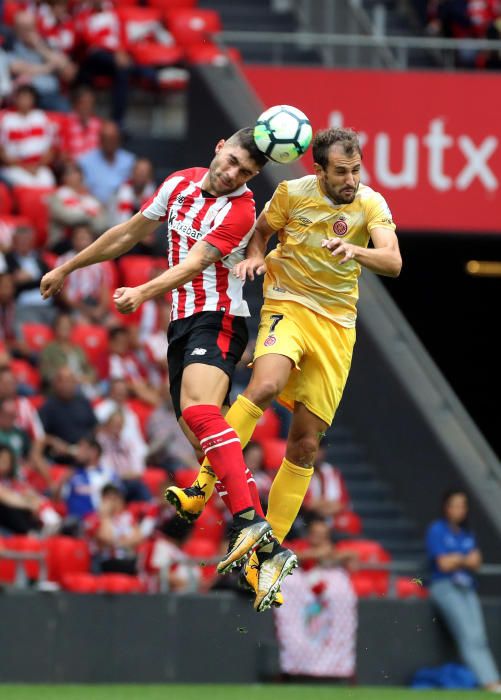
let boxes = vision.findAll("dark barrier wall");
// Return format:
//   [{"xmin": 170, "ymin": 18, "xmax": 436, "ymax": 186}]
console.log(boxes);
[{"xmin": 2, "ymin": 592, "xmax": 501, "ymax": 685}]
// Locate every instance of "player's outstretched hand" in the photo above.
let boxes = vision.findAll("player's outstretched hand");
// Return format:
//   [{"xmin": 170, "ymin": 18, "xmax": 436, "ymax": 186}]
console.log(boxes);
[
  {"xmin": 40, "ymin": 268, "xmax": 66, "ymax": 299},
  {"xmin": 113, "ymin": 286, "xmax": 144, "ymax": 314},
  {"xmin": 232, "ymin": 257, "xmax": 266, "ymax": 281},
  {"xmin": 321, "ymin": 238, "xmax": 358, "ymax": 265}
]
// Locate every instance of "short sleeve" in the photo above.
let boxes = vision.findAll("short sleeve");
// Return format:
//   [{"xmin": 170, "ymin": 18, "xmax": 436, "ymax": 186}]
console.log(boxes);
[
  {"xmin": 204, "ymin": 196, "xmax": 256, "ymax": 258},
  {"xmin": 263, "ymin": 180, "xmax": 290, "ymax": 231},
  {"xmin": 426, "ymin": 523, "xmax": 448, "ymax": 558},
  {"xmin": 141, "ymin": 175, "xmax": 184, "ymax": 221},
  {"xmin": 365, "ymin": 192, "xmax": 396, "ymax": 233}
]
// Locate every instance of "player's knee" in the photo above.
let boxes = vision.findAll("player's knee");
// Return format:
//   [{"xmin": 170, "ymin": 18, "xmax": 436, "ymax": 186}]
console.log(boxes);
[
  {"xmin": 287, "ymin": 435, "xmax": 319, "ymax": 467},
  {"xmin": 245, "ymin": 378, "xmax": 281, "ymax": 406}
]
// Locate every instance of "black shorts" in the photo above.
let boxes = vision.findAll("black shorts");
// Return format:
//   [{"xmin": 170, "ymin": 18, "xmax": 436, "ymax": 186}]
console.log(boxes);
[{"xmin": 167, "ymin": 311, "xmax": 249, "ymax": 419}]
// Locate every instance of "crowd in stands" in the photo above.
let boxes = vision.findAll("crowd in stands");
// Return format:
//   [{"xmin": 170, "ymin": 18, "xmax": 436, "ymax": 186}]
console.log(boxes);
[{"xmin": 427, "ymin": 0, "xmax": 501, "ymax": 67}]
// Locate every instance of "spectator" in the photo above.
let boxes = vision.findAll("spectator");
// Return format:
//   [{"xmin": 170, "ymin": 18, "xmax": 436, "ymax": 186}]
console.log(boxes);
[
  {"xmin": 5, "ymin": 223, "xmax": 55, "ymax": 325},
  {"xmin": 63, "ymin": 435, "xmax": 118, "ymax": 521},
  {"xmin": 426, "ymin": 489, "xmax": 501, "ymax": 692},
  {"xmin": 63, "ymin": 85, "xmax": 102, "ymax": 161},
  {"xmin": 110, "ymin": 158, "xmax": 156, "ymax": 226},
  {"xmin": 243, "ymin": 441, "xmax": 272, "ymax": 507},
  {"xmin": 37, "ymin": 0, "xmax": 77, "ymax": 57},
  {"xmin": 108, "ymin": 325, "xmax": 159, "ymax": 406},
  {"xmin": 0, "ymin": 396, "xmax": 30, "ymax": 474},
  {"xmin": 146, "ymin": 386, "xmax": 197, "ymax": 472},
  {"xmin": 39, "ymin": 312, "xmax": 96, "ymax": 391},
  {"xmin": 56, "ymin": 224, "xmax": 113, "ymax": 325},
  {"xmin": 94, "ymin": 377, "xmax": 148, "ymax": 460},
  {"xmin": 47, "ymin": 162, "xmax": 108, "ymax": 252},
  {"xmin": 0, "ymin": 272, "xmax": 17, "ymax": 350},
  {"xmin": 150, "ymin": 515, "xmax": 201, "ymax": 593},
  {"xmin": 6, "ymin": 10, "xmax": 76, "ymax": 111},
  {"xmin": 0, "ymin": 366, "xmax": 49, "ymax": 481},
  {"xmin": 96, "ymin": 409, "xmax": 150, "ymax": 503},
  {"xmin": 0, "ymin": 443, "xmax": 60, "ymax": 535},
  {"xmin": 78, "ymin": 120, "xmax": 134, "ymax": 207},
  {"xmin": 75, "ymin": 0, "xmax": 131, "ymax": 127},
  {"xmin": 0, "ymin": 47, "xmax": 13, "ymax": 104},
  {"xmin": 0, "ymin": 83, "xmax": 56, "ymax": 187},
  {"xmin": 86, "ymin": 483, "xmax": 145, "ymax": 575},
  {"xmin": 302, "ymin": 441, "xmax": 350, "ymax": 525},
  {"xmin": 39, "ymin": 365, "xmax": 97, "ymax": 464}
]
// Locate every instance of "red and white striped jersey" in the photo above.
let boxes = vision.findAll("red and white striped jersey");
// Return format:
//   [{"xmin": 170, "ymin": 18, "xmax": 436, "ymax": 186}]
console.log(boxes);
[
  {"xmin": 0, "ymin": 110, "xmax": 55, "ymax": 164},
  {"xmin": 141, "ymin": 167, "xmax": 255, "ymax": 321},
  {"xmin": 112, "ymin": 180, "xmax": 156, "ymax": 225},
  {"xmin": 63, "ymin": 114, "xmax": 102, "ymax": 160}
]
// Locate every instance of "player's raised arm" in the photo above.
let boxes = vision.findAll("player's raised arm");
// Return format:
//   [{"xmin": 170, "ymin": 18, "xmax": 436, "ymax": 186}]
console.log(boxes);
[
  {"xmin": 114, "ymin": 240, "xmax": 223, "ymax": 314},
  {"xmin": 40, "ymin": 212, "xmax": 159, "ymax": 299}
]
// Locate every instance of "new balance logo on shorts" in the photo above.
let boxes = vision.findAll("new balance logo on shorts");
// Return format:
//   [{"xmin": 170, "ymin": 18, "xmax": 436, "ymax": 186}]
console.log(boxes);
[{"xmin": 191, "ymin": 348, "xmax": 207, "ymax": 356}]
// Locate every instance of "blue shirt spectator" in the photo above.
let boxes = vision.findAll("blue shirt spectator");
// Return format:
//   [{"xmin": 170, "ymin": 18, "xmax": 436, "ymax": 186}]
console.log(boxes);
[
  {"xmin": 427, "ymin": 518, "xmax": 477, "ymax": 586},
  {"xmin": 78, "ymin": 121, "xmax": 135, "ymax": 205}
]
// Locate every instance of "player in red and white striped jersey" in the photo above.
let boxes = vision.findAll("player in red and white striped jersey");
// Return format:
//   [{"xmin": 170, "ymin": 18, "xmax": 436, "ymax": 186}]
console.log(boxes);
[{"xmin": 40, "ymin": 128, "xmax": 284, "ymax": 576}]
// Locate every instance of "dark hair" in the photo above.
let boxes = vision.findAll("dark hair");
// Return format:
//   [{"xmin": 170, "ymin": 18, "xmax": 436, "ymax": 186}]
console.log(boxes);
[
  {"xmin": 101, "ymin": 483, "xmax": 124, "ymax": 500},
  {"xmin": 109, "ymin": 326, "xmax": 128, "ymax": 341},
  {"xmin": 227, "ymin": 127, "xmax": 269, "ymax": 169},
  {"xmin": 71, "ymin": 84, "xmax": 95, "ymax": 104},
  {"xmin": 15, "ymin": 83, "xmax": 39, "ymax": 106},
  {"xmin": 312, "ymin": 127, "xmax": 362, "ymax": 169},
  {"xmin": 442, "ymin": 488, "xmax": 470, "ymax": 527},
  {"xmin": 79, "ymin": 435, "xmax": 102, "ymax": 457}
]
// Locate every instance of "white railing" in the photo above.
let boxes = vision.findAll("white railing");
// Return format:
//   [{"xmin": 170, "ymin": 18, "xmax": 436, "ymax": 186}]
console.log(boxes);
[{"xmin": 217, "ymin": 30, "xmax": 501, "ymax": 69}]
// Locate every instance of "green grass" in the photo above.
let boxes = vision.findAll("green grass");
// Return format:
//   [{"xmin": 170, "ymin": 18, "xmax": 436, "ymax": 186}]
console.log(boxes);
[{"xmin": 0, "ymin": 686, "xmax": 489, "ymax": 700}]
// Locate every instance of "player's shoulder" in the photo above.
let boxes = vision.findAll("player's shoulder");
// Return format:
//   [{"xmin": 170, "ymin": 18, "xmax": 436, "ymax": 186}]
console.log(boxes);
[
  {"xmin": 357, "ymin": 183, "xmax": 389, "ymax": 206},
  {"xmin": 281, "ymin": 174, "xmax": 318, "ymax": 196},
  {"xmin": 163, "ymin": 166, "xmax": 206, "ymax": 185}
]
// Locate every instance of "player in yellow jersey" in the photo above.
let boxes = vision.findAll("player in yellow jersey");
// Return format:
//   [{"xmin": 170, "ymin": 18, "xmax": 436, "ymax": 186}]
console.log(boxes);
[{"xmin": 166, "ymin": 127, "xmax": 402, "ymax": 611}]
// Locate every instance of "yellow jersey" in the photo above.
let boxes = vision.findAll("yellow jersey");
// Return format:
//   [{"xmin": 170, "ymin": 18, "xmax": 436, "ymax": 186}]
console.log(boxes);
[{"xmin": 263, "ymin": 175, "xmax": 396, "ymax": 328}]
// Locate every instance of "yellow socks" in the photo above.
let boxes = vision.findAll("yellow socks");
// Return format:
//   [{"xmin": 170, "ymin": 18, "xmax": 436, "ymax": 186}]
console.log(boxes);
[
  {"xmin": 191, "ymin": 394, "xmax": 263, "ymax": 500},
  {"xmin": 266, "ymin": 458, "xmax": 314, "ymax": 544}
]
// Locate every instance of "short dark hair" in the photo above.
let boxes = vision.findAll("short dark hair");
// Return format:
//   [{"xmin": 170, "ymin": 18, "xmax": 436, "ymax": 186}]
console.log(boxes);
[
  {"xmin": 227, "ymin": 127, "xmax": 268, "ymax": 169},
  {"xmin": 441, "ymin": 488, "xmax": 470, "ymax": 528},
  {"xmin": 15, "ymin": 83, "xmax": 39, "ymax": 106},
  {"xmin": 101, "ymin": 483, "xmax": 124, "ymax": 500},
  {"xmin": 80, "ymin": 435, "xmax": 102, "ymax": 457},
  {"xmin": 312, "ymin": 128, "xmax": 362, "ymax": 169}
]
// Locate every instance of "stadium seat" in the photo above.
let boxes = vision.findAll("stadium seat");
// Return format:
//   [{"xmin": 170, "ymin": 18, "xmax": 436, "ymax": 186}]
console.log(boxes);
[
  {"xmin": 252, "ymin": 407, "xmax": 281, "ymax": 443},
  {"xmin": 191, "ymin": 502, "xmax": 225, "ymax": 543},
  {"xmin": 0, "ymin": 182, "xmax": 13, "ymax": 214},
  {"xmin": 61, "ymin": 572, "xmax": 102, "ymax": 593},
  {"xmin": 186, "ymin": 43, "xmax": 241, "ymax": 66},
  {"xmin": 118, "ymin": 255, "xmax": 162, "ymax": 287},
  {"xmin": 12, "ymin": 186, "xmax": 55, "ymax": 247},
  {"xmin": 141, "ymin": 467, "xmax": 167, "ymax": 498},
  {"xmin": 349, "ymin": 572, "xmax": 376, "ymax": 598},
  {"xmin": 261, "ymin": 437, "xmax": 287, "ymax": 471},
  {"xmin": 174, "ymin": 468, "xmax": 199, "ymax": 488},
  {"xmin": 182, "ymin": 537, "xmax": 217, "ymax": 584},
  {"xmin": 20, "ymin": 323, "xmax": 55, "ymax": 353},
  {"xmin": 126, "ymin": 398, "xmax": 155, "ymax": 438},
  {"xmin": 99, "ymin": 573, "xmax": 145, "ymax": 594},
  {"xmin": 45, "ymin": 536, "xmax": 91, "ymax": 584},
  {"xmin": 395, "ymin": 576, "xmax": 429, "ymax": 599},
  {"xmin": 116, "ymin": 7, "xmax": 184, "ymax": 67},
  {"xmin": 165, "ymin": 8, "xmax": 222, "ymax": 48},
  {"xmin": 333, "ymin": 510, "xmax": 363, "ymax": 536},
  {"xmin": 2, "ymin": 535, "xmax": 45, "ymax": 582},
  {"xmin": 10, "ymin": 358, "xmax": 41, "ymax": 392},
  {"xmin": 337, "ymin": 539, "xmax": 391, "ymax": 597},
  {"xmin": 0, "ymin": 537, "xmax": 16, "ymax": 584},
  {"xmin": 70, "ymin": 324, "xmax": 109, "ymax": 378},
  {"xmin": 149, "ymin": 0, "xmax": 198, "ymax": 11}
]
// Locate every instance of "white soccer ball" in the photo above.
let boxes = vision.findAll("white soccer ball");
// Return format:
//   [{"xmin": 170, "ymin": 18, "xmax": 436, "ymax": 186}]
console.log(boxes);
[{"xmin": 253, "ymin": 105, "xmax": 312, "ymax": 164}]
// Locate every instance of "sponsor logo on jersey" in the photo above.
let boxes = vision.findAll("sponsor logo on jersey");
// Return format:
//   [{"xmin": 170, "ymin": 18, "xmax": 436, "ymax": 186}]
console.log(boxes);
[
  {"xmin": 264, "ymin": 335, "xmax": 276, "ymax": 347},
  {"xmin": 297, "ymin": 215, "xmax": 313, "ymax": 227},
  {"xmin": 168, "ymin": 210, "xmax": 205, "ymax": 240},
  {"xmin": 191, "ymin": 348, "xmax": 207, "ymax": 356},
  {"xmin": 333, "ymin": 215, "xmax": 349, "ymax": 237}
]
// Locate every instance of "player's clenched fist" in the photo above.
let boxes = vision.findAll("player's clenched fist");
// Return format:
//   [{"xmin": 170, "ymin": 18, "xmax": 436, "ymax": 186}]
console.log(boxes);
[
  {"xmin": 232, "ymin": 256, "xmax": 267, "ymax": 281},
  {"xmin": 40, "ymin": 268, "xmax": 66, "ymax": 299},
  {"xmin": 321, "ymin": 238, "xmax": 359, "ymax": 265},
  {"xmin": 113, "ymin": 286, "xmax": 144, "ymax": 314}
]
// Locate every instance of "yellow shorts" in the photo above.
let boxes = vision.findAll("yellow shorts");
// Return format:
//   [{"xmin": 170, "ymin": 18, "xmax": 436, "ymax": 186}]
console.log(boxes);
[{"xmin": 253, "ymin": 300, "xmax": 356, "ymax": 426}]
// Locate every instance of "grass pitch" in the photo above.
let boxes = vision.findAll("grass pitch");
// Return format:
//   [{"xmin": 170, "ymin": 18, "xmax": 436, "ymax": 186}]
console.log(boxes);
[{"xmin": 0, "ymin": 685, "xmax": 487, "ymax": 700}]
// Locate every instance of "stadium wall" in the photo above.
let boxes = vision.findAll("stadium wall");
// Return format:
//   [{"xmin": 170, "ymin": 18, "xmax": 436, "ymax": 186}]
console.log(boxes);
[
  {"xmin": 2, "ymin": 592, "xmax": 501, "ymax": 685},
  {"xmin": 187, "ymin": 63, "xmax": 501, "ymax": 571}
]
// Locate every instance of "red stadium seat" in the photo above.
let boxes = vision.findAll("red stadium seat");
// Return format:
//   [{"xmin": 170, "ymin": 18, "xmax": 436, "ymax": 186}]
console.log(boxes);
[
  {"xmin": 10, "ymin": 359, "xmax": 41, "ymax": 392},
  {"xmin": 70, "ymin": 324, "xmax": 109, "ymax": 377},
  {"xmin": 252, "ymin": 407, "xmax": 281, "ymax": 443},
  {"xmin": 45, "ymin": 536, "xmax": 91, "ymax": 584},
  {"xmin": 99, "ymin": 573, "xmax": 145, "ymax": 594},
  {"xmin": 149, "ymin": 0, "xmax": 198, "ymax": 10},
  {"xmin": 141, "ymin": 467, "xmax": 167, "ymax": 498},
  {"xmin": 12, "ymin": 186, "xmax": 55, "ymax": 247},
  {"xmin": 0, "ymin": 182, "xmax": 13, "ymax": 214},
  {"xmin": 118, "ymin": 255, "xmax": 162, "ymax": 287},
  {"xmin": 186, "ymin": 43, "xmax": 241, "ymax": 66},
  {"xmin": 2, "ymin": 535, "xmax": 44, "ymax": 581},
  {"xmin": 333, "ymin": 510, "xmax": 363, "ymax": 536},
  {"xmin": 337, "ymin": 539, "xmax": 391, "ymax": 597},
  {"xmin": 20, "ymin": 323, "xmax": 55, "ymax": 353},
  {"xmin": 191, "ymin": 502, "xmax": 225, "ymax": 543},
  {"xmin": 0, "ymin": 537, "xmax": 16, "ymax": 584},
  {"xmin": 61, "ymin": 572, "xmax": 102, "ymax": 593},
  {"xmin": 395, "ymin": 576, "xmax": 428, "ymax": 599},
  {"xmin": 166, "ymin": 8, "xmax": 222, "ymax": 48},
  {"xmin": 174, "ymin": 468, "xmax": 199, "ymax": 488},
  {"xmin": 350, "ymin": 572, "xmax": 376, "ymax": 598},
  {"xmin": 127, "ymin": 398, "xmax": 155, "ymax": 438},
  {"xmin": 182, "ymin": 537, "xmax": 218, "ymax": 584},
  {"xmin": 116, "ymin": 7, "xmax": 184, "ymax": 66},
  {"xmin": 261, "ymin": 437, "xmax": 287, "ymax": 471}
]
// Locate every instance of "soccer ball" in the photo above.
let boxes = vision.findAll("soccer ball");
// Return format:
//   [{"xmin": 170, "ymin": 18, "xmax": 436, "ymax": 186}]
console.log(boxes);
[{"xmin": 253, "ymin": 105, "xmax": 312, "ymax": 164}]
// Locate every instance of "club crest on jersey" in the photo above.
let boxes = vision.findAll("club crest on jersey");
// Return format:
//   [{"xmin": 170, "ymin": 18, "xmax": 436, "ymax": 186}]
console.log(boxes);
[
  {"xmin": 264, "ymin": 335, "xmax": 276, "ymax": 347},
  {"xmin": 333, "ymin": 215, "xmax": 349, "ymax": 237}
]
